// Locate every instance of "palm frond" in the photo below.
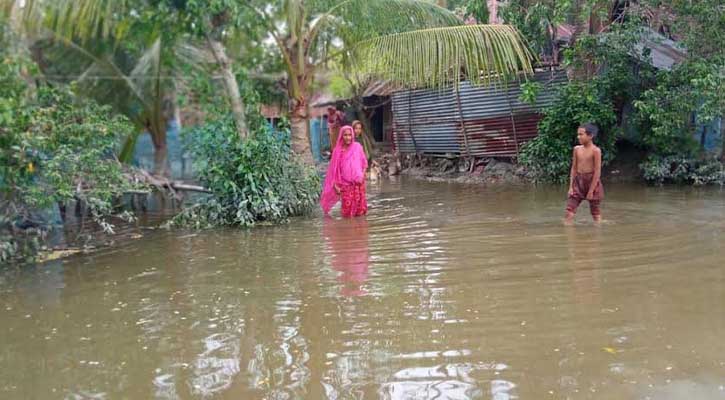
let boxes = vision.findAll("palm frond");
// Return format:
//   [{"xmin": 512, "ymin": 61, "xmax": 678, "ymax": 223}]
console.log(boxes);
[
  {"xmin": 357, "ymin": 24, "xmax": 535, "ymax": 89},
  {"xmin": 8, "ymin": 0, "xmax": 127, "ymax": 41},
  {"xmin": 314, "ymin": 0, "xmax": 461, "ymax": 50},
  {"xmin": 118, "ymin": 130, "xmax": 141, "ymax": 163},
  {"xmin": 57, "ymin": 38, "xmax": 147, "ymax": 110},
  {"xmin": 173, "ymin": 41, "xmax": 215, "ymax": 69},
  {"xmin": 129, "ymin": 38, "xmax": 161, "ymax": 99},
  {"xmin": 342, "ymin": 0, "xmax": 460, "ymax": 33}
]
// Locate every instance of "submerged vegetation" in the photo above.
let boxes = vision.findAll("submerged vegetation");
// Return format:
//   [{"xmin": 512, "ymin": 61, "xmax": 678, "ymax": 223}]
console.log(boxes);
[
  {"xmin": 169, "ymin": 116, "xmax": 319, "ymax": 229},
  {"xmin": 1, "ymin": 41, "xmax": 140, "ymax": 263}
]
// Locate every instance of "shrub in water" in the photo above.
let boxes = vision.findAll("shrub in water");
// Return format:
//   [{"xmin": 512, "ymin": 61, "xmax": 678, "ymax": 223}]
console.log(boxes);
[
  {"xmin": 1, "ymin": 50, "xmax": 139, "ymax": 263},
  {"xmin": 641, "ymin": 156, "xmax": 725, "ymax": 186},
  {"xmin": 519, "ymin": 82, "xmax": 617, "ymax": 183},
  {"xmin": 170, "ymin": 116, "xmax": 320, "ymax": 228}
]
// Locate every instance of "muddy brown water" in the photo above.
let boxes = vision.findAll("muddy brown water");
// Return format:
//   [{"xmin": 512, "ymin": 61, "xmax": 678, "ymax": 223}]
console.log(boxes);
[{"xmin": 2, "ymin": 179, "xmax": 725, "ymax": 399}]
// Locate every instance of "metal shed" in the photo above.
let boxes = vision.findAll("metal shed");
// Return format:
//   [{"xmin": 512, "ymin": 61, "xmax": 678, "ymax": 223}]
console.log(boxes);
[{"xmin": 392, "ymin": 69, "xmax": 567, "ymax": 158}]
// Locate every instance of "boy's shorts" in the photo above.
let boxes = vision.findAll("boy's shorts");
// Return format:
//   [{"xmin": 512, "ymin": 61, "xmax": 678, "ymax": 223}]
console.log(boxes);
[{"xmin": 566, "ymin": 173, "xmax": 604, "ymax": 217}]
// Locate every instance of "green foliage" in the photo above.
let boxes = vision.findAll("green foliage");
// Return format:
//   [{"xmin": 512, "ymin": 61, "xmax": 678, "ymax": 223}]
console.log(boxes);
[
  {"xmin": 633, "ymin": 0, "xmax": 724, "ymax": 164},
  {"xmin": 520, "ymin": 82, "xmax": 617, "ymax": 183},
  {"xmin": 447, "ymin": 0, "xmax": 490, "ymax": 23},
  {"xmin": 641, "ymin": 156, "xmax": 725, "ymax": 186},
  {"xmin": 359, "ymin": 25, "xmax": 534, "ymax": 89},
  {"xmin": 564, "ymin": 21, "xmax": 657, "ymax": 101},
  {"xmin": 173, "ymin": 71, "xmax": 316, "ymax": 228},
  {"xmin": 170, "ymin": 117, "xmax": 320, "ymax": 229},
  {"xmin": 498, "ymin": 0, "xmax": 573, "ymax": 59},
  {"xmin": 519, "ymin": 81, "xmax": 543, "ymax": 105},
  {"xmin": 634, "ymin": 64, "xmax": 724, "ymax": 184},
  {"xmin": 328, "ymin": 74, "xmax": 353, "ymax": 100},
  {"xmin": 0, "ymin": 90, "xmax": 137, "ymax": 262},
  {"xmin": 633, "ymin": 65, "xmax": 702, "ymax": 157},
  {"xmin": 518, "ymin": 15, "xmax": 674, "ymax": 183},
  {"xmin": 462, "ymin": 0, "xmax": 490, "ymax": 23},
  {"xmin": 642, "ymin": 0, "xmax": 725, "ymax": 60},
  {"xmin": 1, "ymin": 41, "xmax": 139, "ymax": 263}
]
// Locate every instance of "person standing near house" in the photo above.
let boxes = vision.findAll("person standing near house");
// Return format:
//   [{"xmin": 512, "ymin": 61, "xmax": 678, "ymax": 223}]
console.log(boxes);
[
  {"xmin": 565, "ymin": 123, "xmax": 604, "ymax": 224},
  {"xmin": 327, "ymin": 106, "xmax": 346, "ymax": 153},
  {"xmin": 320, "ymin": 125, "xmax": 368, "ymax": 217},
  {"xmin": 352, "ymin": 120, "xmax": 372, "ymax": 160}
]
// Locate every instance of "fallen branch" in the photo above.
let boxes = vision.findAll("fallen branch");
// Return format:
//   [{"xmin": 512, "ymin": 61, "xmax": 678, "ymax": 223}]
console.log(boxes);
[
  {"xmin": 123, "ymin": 168, "xmax": 211, "ymax": 199},
  {"xmin": 169, "ymin": 182, "xmax": 211, "ymax": 193}
]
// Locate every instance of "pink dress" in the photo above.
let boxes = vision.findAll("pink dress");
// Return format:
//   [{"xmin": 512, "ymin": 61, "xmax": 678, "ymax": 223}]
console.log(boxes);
[{"xmin": 320, "ymin": 126, "xmax": 368, "ymax": 217}]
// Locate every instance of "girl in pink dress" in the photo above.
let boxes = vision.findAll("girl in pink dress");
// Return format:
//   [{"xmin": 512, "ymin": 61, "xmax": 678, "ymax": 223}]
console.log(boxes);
[{"xmin": 320, "ymin": 125, "xmax": 368, "ymax": 217}]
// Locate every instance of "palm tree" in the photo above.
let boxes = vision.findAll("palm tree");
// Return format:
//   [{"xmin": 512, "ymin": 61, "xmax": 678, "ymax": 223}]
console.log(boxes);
[
  {"xmin": 32, "ymin": 37, "xmax": 212, "ymax": 175},
  {"xmin": 35, "ymin": 38, "xmax": 169, "ymax": 172},
  {"xmin": 244, "ymin": 0, "xmax": 534, "ymax": 165},
  {"xmin": 3, "ymin": 0, "xmax": 252, "ymax": 141},
  {"xmin": 5, "ymin": 0, "xmax": 535, "ymax": 166},
  {"xmin": 2, "ymin": 0, "xmax": 215, "ymax": 176}
]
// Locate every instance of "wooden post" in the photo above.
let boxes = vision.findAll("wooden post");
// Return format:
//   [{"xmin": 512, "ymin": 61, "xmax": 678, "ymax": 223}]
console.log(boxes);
[
  {"xmin": 407, "ymin": 90, "xmax": 419, "ymax": 152},
  {"xmin": 454, "ymin": 84, "xmax": 472, "ymax": 159},
  {"xmin": 505, "ymin": 82, "xmax": 520, "ymax": 158}
]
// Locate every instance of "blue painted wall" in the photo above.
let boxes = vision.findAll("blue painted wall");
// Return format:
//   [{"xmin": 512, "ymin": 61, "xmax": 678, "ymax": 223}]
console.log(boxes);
[
  {"xmin": 310, "ymin": 117, "xmax": 329, "ymax": 163},
  {"xmin": 694, "ymin": 117, "xmax": 723, "ymax": 155},
  {"xmin": 132, "ymin": 119, "xmax": 194, "ymax": 180},
  {"xmin": 132, "ymin": 117, "xmax": 330, "ymax": 178}
]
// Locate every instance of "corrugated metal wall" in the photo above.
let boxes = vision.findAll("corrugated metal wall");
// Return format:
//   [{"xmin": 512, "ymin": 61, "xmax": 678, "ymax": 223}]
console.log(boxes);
[{"xmin": 392, "ymin": 70, "xmax": 567, "ymax": 157}]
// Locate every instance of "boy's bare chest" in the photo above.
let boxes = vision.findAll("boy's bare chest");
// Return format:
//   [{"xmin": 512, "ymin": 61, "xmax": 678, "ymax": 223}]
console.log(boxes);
[{"xmin": 576, "ymin": 148, "xmax": 595, "ymax": 161}]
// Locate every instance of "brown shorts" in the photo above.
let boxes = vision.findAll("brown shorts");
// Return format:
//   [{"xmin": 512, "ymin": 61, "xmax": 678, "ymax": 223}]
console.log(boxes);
[{"xmin": 566, "ymin": 173, "xmax": 604, "ymax": 217}]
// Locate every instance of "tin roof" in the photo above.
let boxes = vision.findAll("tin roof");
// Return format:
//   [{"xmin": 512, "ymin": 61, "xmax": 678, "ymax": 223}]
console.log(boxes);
[
  {"xmin": 312, "ymin": 79, "xmax": 397, "ymax": 108},
  {"xmin": 635, "ymin": 28, "xmax": 686, "ymax": 71},
  {"xmin": 362, "ymin": 80, "xmax": 398, "ymax": 98}
]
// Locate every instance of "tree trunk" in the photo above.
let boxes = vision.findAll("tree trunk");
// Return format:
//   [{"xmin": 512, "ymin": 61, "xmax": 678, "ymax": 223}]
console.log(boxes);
[
  {"xmin": 290, "ymin": 98, "xmax": 315, "ymax": 166},
  {"xmin": 150, "ymin": 128, "xmax": 169, "ymax": 177},
  {"xmin": 720, "ymin": 117, "xmax": 725, "ymax": 162},
  {"xmin": 207, "ymin": 36, "xmax": 248, "ymax": 139},
  {"xmin": 487, "ymin": 0, "xmax": 498, "ymax": 23}
]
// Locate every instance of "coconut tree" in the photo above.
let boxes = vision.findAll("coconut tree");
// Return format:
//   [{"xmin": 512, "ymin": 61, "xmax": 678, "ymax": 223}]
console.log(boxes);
[
  {"xmin": 32, "ymin": 36, "xmax": 212, "ymax": 175},
  {"xmin": 4, "ymin": 0, "xmax": 259, "ymax": 141},
  {"xmin": 5, "ymin": 0, "xmax": 535, "ymax": 166},
  {"xmin": 2, "ymin": 0, "xmax": 216, "ymax": 175},
  {"xmin": 241, "ymin": 0, "xmax": 534, "ymax": 165}
]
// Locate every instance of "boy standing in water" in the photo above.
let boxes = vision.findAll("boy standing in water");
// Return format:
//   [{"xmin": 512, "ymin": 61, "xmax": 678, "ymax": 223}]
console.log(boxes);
[{"xmin": 565, "ymin": 123, "xmax": 604, "ymax": 224}]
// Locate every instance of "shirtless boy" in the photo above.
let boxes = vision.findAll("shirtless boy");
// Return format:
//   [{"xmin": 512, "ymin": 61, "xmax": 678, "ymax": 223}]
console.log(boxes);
[{"xmin": 565, "ymin": 123, "xmax": 604, "ymax": 224}]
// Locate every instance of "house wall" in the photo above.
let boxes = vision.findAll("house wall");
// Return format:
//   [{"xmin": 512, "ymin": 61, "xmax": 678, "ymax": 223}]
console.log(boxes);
[{"xmin": 392, "ymin": 70, "xmax": 567, "ymax": 158}]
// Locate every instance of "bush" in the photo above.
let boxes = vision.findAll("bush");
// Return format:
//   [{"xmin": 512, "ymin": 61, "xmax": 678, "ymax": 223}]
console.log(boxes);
[
  {"xmin": 169, "ymin": 116, "xmax": 320, "ymax": 228},
  {"xmin": 520, "ymin": 82, "xmax": 617, "ymax": 183},
  {"xmin": 1, "ymin": 49, "xmax": 139, "ymax": 264},
  {"xmin": 641, "ymin": 156, "xmax": 724, "ymax": 186},
  {"xmin": 633, "ymin": 64, "xmax": 703, "ymax": 157}
]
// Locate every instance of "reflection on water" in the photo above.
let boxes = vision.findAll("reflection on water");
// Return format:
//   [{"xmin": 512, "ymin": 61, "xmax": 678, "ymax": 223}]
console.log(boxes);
[
  {"xmin": 566, "ymin": 227, "xmax": 602, "ymax": 306},
  {"xmin": 324, "ymin": 217, "xmax": 370, "ymax": 297},
  {"xmin": 2, "ymin": 179, "xmax": 725, "ymax": 399}
]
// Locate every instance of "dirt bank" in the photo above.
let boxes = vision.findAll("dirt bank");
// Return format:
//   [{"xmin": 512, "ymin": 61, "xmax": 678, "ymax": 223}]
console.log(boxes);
[{"xmin": 369, "ymin": 146, "xmax": 646, "ymax": 185}]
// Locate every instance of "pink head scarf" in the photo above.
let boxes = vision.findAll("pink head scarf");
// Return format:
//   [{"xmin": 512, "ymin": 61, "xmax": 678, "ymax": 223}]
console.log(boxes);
[{"xmin": 320, "ymin": 125, "xmax": 368, "ymax": 214}]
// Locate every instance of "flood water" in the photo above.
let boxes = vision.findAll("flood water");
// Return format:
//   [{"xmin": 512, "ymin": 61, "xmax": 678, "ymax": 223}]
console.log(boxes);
[{"xmin": 2, "ymin": 179, "xmax": 725, "ymax": 400}]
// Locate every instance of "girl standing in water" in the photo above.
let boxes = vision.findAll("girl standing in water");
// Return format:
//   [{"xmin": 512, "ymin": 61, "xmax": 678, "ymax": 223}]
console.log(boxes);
[{"xmin": 321, "ymin": 125, "xmax": 368, "ymax": 217}]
